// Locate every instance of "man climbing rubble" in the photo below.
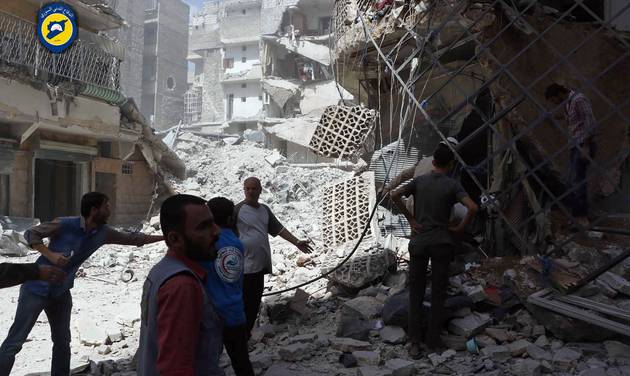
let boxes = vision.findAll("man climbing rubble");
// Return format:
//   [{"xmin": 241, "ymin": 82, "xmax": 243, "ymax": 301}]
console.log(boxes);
[
  {"xmin": 138, "ymin": 194, "xmax": 224, "ymax": 376},
  {"xmin": 203, "ymin": 197, "xmax": 254, "ymax": 376},
  {"xmin": 235, "ymin": 177, "xmax": 313, "ymax": 337},
  {"xmin": 0, "ymin": 192, "xmax": 163, "ymax": 376},
  {"xmin": 391, "ymin": 143, "xmax": 478, "ymax": 358},
  {"xmin": 545, "ymin": 83, "xmax": 597, "ymax": 230}
]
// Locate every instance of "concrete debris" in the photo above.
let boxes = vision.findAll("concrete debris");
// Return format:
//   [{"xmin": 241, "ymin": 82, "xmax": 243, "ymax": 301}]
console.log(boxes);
[
  {"xmin": 598, "ymin": 272, "xmax": 630, "ymax": 295},
  {"xmin": 322, "ymin": 245, "xmax": 396, "ymax": 290},
  {"xmin": 480, "ymin": 345, "xmax": 511, "ymax": 362},
  {"xmin": 262, "ymin": 78, "xmax": 300, "ymax": 108},
  {"xmin": 250, "ymin": 352, "xmax": 273, "ymax": 370},
  {"xmin": 278, "ymin": 342, "xmax": 312, "ymax": 362},
  {"xmin": 485, "ymin": 328, "xmax": 510, "ymax": 343},
  {"xmin": 357, "ymin": 366, "xmax": 393, "ymax": 376},
  {"xmin": 379, "ymin": 326, "xmax": 406, "ymax": 344},
  {"xmin": 552, "ymin": 347, "xmax": 582, "ymax": 371},
  {"xmin": 75, "ymin": 317, "xmax": 108, "ymax": 346},
  {"xmin": 510, "ymin": 359, "xmax": 542, "ymax": 376},
  {"xmin": 0, "ymin": 230, "xmax": 28, "ymax": 256},
  {"xmin": 507, "ymin": 339, "xmax": 532, "ymax": 356},
  {"xmin": 353, "ymin": 350, "xmax": 381, "ymax": 366},
  {"xmin": 527, "ymin": 344, "xmax": 552, "ymax": 361},
  {"xmin": 604, "ymin": 341, "xmax": 630, "ymax": 359},
  {"xmin": 384, "ymin": 358, "xmax": 416, "ymax": 376},
  {"xmin": 448, "ymin": 312, "xmax": 492, "ymax": 338},
  {"xmin": 330, "ymin": 337, "xmax": 372, "ymax": 352},
  {"xmin": 276, "ymin": 37, "xmax": 331, "ymax": 66},
  {"xmin": 340, "ymin": 353, "xmax": 358, "ymax": 368}
]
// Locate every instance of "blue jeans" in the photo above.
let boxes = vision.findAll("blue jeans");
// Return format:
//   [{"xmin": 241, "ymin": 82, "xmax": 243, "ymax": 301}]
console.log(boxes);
[{"xmin": 0, "ymin": 285, "xmax": 72, "ymax": 376}]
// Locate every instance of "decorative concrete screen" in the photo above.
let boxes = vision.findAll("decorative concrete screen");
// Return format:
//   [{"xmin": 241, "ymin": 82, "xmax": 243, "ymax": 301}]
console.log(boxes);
[
  {"xmin": 309, "ymin": 105, "xmax": 378, "ymax": 159},
  {"xmin": 321, "ymin": 172, "xmax": 378, "ymax": 250},
  {"xmin": 320, "ymin": 243, "xmax": 396, "ymax": 289}
]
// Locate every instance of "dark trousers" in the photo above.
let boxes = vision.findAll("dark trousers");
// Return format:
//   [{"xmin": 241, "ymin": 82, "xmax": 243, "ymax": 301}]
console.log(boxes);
[
  {"xmin": 243, "ymin": 271, "xmax": 265, "ymax": 336},
  {"xmin": 223, "ymin": 324, "xmax": 254, "ymax": 376},
  {"xmin": 408, "ymin": 243, "xmax": 452, "ymax": 348},
  {"xmin": 0, "ymin": 286, "xmax": 72, "ymax": 376},
  {"xmin": 569, "ymin": 146, "xmax": 590, "ymax": 217}
]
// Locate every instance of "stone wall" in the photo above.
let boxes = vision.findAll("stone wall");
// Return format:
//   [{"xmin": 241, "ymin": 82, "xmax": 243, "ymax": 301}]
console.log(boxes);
[
  {"xmin": 201, "ymin": 48, "xmax": 225, "ymax": 122},
  {"xmin": 152, "ymin": 0, "xmax": 190, "ymax": 130},
  {"xmin": 109, "ymin": 0, "xmax": 145, "ymax": 108},
  {"xmin": 8, "ymin": 151, "xmax": 32, "ymax": 217}
]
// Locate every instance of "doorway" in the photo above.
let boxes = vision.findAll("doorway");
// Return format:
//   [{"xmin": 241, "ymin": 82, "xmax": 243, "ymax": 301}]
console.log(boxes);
[{"xmin": 34, "ymin": 159, "xmax": 82, "ymax": 221}]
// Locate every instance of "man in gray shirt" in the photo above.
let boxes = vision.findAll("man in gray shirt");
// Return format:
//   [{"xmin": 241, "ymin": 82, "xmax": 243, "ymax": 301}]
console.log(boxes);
[
  {"xmin": 391, "ymin": 144, "xmax": 478, "ymax": 357},
  {"xmin": 235, "ymin": 177, "xmax": 313, "ymax": 336}
]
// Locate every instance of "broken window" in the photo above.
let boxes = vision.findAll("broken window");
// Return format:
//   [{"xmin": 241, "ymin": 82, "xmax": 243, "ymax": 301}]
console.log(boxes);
[
  {"xmin": 223, "ymin": 58, "xmax": 234, "ymax": 69},
  {"xmin": 319, "ymin": 17, "xmax": 331, "ymax": 34},
  {"xmin": 97, "ymin": 142, "xmax": 113, "ymax": 158},
  {"xmin": 241, "ymin": 97, "xmax": 246, "ymax": 103},
  {"xmin": 166, "ymin": 77, "xmax": 175, "ymax": 90}
]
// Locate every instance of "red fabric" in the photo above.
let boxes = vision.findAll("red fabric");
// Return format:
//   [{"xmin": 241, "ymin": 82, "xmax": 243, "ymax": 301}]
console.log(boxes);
[{"xmin": 156, "ymin": 251, "xmax": 207, "ymax": 376}]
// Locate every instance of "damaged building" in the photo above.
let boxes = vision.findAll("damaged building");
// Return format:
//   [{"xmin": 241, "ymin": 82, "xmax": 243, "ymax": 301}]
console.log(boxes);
[
  {"xmin": 330, "ymin": 0, "xmax": 630, "ymax": 255},
  {"xmin": 186, "ymin": 0, "xmax": 356, "ymax": 163},
  {"xmin": 142, "ymin": 0, "xmax": 190, "ymax": 130},
  {"xmin": 0, "ymin": 0, "xmax": 184, "ymax": 225}
]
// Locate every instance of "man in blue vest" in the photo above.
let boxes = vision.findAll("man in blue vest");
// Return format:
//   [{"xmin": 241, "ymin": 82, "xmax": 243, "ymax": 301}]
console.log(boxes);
[
  {"xmin": 0, "ymin": 192, "xmax": 163, "ymax": 376},
  {"xmin": 137, "ymin": 194, "xmax": 224, "ymax": 376}
]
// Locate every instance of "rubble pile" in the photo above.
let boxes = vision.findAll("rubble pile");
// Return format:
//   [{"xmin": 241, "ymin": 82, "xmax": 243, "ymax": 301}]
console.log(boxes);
[{"xmin": 3, "ymin": 135, "xmax": 630, "ymax": 376}]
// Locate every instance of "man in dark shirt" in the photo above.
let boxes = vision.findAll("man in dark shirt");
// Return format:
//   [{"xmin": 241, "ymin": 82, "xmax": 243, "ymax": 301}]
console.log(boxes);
[
  {"xmin": 391, "ymin": 144, "xmax": 478, "ymax": 357},
  {"xmin": 0, "ymin": 263, "xmax": 65, "ymax": 289}
]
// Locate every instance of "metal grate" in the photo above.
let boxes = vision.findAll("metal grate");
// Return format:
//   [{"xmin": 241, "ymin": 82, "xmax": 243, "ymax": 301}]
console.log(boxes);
[{"xmin": 0, "ymin": 10, "xmax": 121, "ymax": 91}]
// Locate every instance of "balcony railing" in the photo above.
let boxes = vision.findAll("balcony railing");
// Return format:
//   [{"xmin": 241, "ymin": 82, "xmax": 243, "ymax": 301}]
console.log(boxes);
[{"xmin": 0, "ymin": 10, "xmax": 121, "ymax": 91}]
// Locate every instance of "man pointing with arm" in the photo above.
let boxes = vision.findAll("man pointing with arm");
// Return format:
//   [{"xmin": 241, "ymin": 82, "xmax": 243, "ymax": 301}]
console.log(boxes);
[{"xmin": 235, "ymin": 177, "xmax": 312, "ymax": 337}]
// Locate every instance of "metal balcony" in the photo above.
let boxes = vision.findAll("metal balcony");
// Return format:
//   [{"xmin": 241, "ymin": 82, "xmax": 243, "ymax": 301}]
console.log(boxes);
[{"xmin": 0, "ymin": 10, "xmax": 121, "ymax": 91}]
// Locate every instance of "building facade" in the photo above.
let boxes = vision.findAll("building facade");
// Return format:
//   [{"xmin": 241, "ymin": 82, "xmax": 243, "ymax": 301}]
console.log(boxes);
[
  {"xmin": 0, "ymin": 0, "xmax": 163, "ymax": 225},
  {"xmin": 143, "ymin": 0, "xmax": 190, "ymax": 131}
]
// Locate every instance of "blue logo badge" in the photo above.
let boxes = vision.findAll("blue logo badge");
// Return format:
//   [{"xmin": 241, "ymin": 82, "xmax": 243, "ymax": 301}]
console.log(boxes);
[
  {"xmin": 215, "ymin": 246, "xmax": 242, "ymax": 283},
  {"xmin": 37, "ymin": 3, "xmax": 78, "ymax": 54}
]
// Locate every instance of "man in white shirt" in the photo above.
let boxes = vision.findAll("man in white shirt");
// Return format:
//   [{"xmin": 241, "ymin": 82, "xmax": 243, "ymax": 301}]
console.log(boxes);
[{"xmin": 234, "ymin": 177, "xmax": 313, "ymax": 336}]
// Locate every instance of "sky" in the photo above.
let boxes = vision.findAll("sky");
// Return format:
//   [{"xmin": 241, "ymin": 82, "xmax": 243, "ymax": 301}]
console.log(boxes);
[{"xmin": 185, "ymin": 0, "xmax": 205, "ymax": 13}]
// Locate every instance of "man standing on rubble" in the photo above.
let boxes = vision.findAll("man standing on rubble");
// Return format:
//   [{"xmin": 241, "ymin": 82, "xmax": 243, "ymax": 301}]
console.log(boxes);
[
  {"xmin": 391, "ymin": 144, "xmax": 478, "ymax": 357},
  {"xmin": 545, "ymin": 83, "xmax": 597, "ymax": 230},
  {"xmin": 138, "ymin": 194, "xmax": 224, "ymax": 376},
  {"xmin": 236, "ymin": 177, "xmax": 313, "ymax": 336},
  {"xmin": 0, "ymin": 192, "xmax": 164, "ymax": 376},
  {"xmin": 203, "ymin": 197, "xmax": 254, "ymax": 376}
]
